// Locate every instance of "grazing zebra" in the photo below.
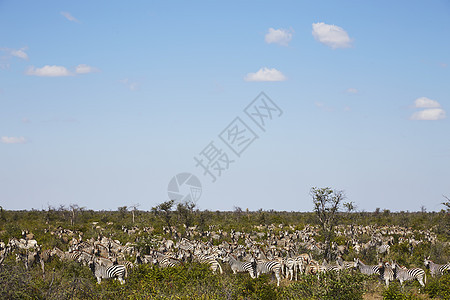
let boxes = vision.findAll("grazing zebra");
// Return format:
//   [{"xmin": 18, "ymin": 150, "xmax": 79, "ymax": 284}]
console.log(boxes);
[
  {"xmin": 93, "ymin": 255, "xmax": 114, "ymax": 267},
  {"xmin": 377, "ymin": 244, "xmax": 390, "ymax": 256},
  {"xmin": 156, "ymin": 255, "xmax": 182, "ymax": 268},
  {"xmin": 381, "ymin": 262, "xmax": 395, "ymax": 287},
  {"xmin": 89, "ymin": 260, "xmax": 127, "ymax": 284},
  {"xmin": 194, "ymin": 254, "xmax": 223, "ymax": 274},
  {"xmin": 322, "ymin": 260, "xmax": 343, "ymax": 272},
  {"xmin": 295, "ymin": 253, "xmax": 311, "ymax": 275},
  {"xmin": 51, "ymin": 247, "xmax": 81, "ymax": 262},
  {"xmin": 256, "ymin": 260, "xmax": 282, "ymax": 286},
  {"xmin": 392, "ymin": 262, "xmax": 426, "ymax": 287},
  {"xmin": 224, "ymin": 255, "xmax": 256, "ymax": 278},
  {"xmin": 354, "ymin": 258, "xmax": 381, "ymax": 276},
  {"xmin": 284, "ymin": 257, "xmax": 297, "ymax": 280},
  {"xmin": 77, "ymin": 251, "xmax": 94, "ymax": 266},
  {"xmin": 336, "ymin": 256, "xmax": 355, "ymax": 270},
  {"xmin": 424, "ymin": 257, "xmax": 450, "ymax": 277}
]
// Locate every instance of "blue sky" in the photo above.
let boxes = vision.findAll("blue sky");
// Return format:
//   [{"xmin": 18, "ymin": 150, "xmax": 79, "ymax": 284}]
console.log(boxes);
[{"xmin": 1, "ymin": 1, "xmax": 449, "ymax": 212}]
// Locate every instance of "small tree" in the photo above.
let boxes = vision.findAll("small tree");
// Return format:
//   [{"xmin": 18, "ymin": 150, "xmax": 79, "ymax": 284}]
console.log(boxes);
[
  {"xmin": 311, "ymin": 187, "xmax": 345, "ymax": 261},
  {"xmin": 176, "ymin": 201, "xmax": 196, "ymax": 234},
  {"xmin": 118, "ymin": 206, "xmax": 128, "ymax": 219},
  {"xmin": 152, "ymin": 200, "xmax": 175, "ymax": 235}
]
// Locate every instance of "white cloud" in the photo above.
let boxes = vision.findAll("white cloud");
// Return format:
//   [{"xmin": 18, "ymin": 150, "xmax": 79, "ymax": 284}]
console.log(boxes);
[
  {"xmin": 346, "ymin": 88, "xmax": 358, "ymax": 94},
  {"xmin": 265, "ymin": 28, "xmax": 293, "ymax": 46},
  {"xmin": 61, "ymin": 11, "xmax": 79, "ymax": 22},
  {"xmin": 0, "ymin": 47, "xmax": 28, "ymax": 60},
  {"xmin": 244, "ymin": 67, "xmax": 287, "ymax": 82},
  {"xmin": 11, "ymin": 48, "xmax": 28, "ymax": 60},
  {"xmin": 26, "ymin": 65, "xmax": 72, "ymax": 77},
  {"xmin": 75, "ymin": 64, "xmax": 98, "ymax": 74},
  {"xmin": 413, "ymin": 97, "xmax": 441, "ymax": 108},
  {"xmin": 410, "ymin": 108, "xmax": 446, "ymax": 121},
  {"xmin": 1, "ymin": 136, "xmax": 27, "ymax": 144},
  {"xmin": 120, "ymin": 78, "xmax": 139, "ymax": 91},
  {"xmin": 312, "ymin": 22, "xmax": 352, "ymax": 49}
]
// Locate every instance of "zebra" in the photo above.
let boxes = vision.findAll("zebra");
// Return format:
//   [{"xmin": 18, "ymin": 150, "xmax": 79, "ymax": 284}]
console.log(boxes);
[
  {"xmin": 322, "ymin": 260, "xmax": 343, "ymax": 272},
  {"xmin": 424, "ymin": 257, "xmax": 450, "ymax": 277},
  {"xmin": 256, "ymin": 260, "xmax": 282, "ymax": 286},
  {"xmin": 77, "ymin": 251, "xmax": 94, "ymax": 266},
  {"xmin": 89, "ymin": 259, "xmax": 127, "ymax": 284},
  {"xmin": 305, "ymin": 261, "xmax": 327, "ymax": 276},
  {"xmin": 392, "ymin": 262, "xmax": 426, "ymax": 287},
  {"xmin": 295, "ymin": 253, "xmax": 311, "ymax": 275},
  {"xmin": 377, "ymin": 244, "xmax": 390, "ymax": 256},
  {"xmin": 354, "ymin": 258, "xmax": 381, "ymax": 276},
  {"xmin": 284, "ymin": 257, "xmax": 297, "ymax": 280},
  {"xmin": 224, "ymin": 255, "xmax": 256, "ymax": 278},
  {"xmin": 194, "ymin": 254, "xmax": 223, "ymax": 274},
  {"xmin": 155, "ymin": 255, "xmax": 182, "ymax": 268},
  {"xmin": 51, "ymin": 247, "xmax": 81, "ymax": 262},
  {"xmin": 336, "ymin": 256, "xmax": 355, "ymax": 270},
  {"xmin": 116, "ymin": 258, "xmax": 134, "ymax": 270},
  {"xmin": 380, "ymin": 262, "xmax": 395, "ymax": 287}
]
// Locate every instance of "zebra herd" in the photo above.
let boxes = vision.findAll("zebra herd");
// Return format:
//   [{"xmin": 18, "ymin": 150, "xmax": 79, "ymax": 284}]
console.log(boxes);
[{"xmin": 1, "ymin": 226, "xmax": 449, "ymax": 288}]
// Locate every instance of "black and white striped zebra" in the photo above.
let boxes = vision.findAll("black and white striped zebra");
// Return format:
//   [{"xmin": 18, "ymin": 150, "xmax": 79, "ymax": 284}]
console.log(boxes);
[
  {"xmin": 381, "ymin": 262, "xmax": 395, "ymax": 287},
  {"xmin": 424, "ymin": 257, "xmax": 450, "ymax": 277},
  {"xmin": 284, "ymin": 257, "xmax": 297, "ymax": 280},
  {"xmin": 336, "ymin": 256, "xmax": 355, "ymax": 270},
  {"xmin": 392, "ymin": 262, "xmax": 426, "ymax": 287},
  {"xmin": 256, "ymin": 260, "xmax": 282, "ymax": 286},
  {"xmin": 51, "ymin": 247, "xmax": 81, "ymax": 262},
  {"xmin": 155, "ymin": 255, "xmax": 182, "ymax": 268},
  {"xmin": 224, "ymin": 255, "xmax": 256, "ymax": 278},
  {"xmin": 354, "ymin": 258, "xmax": 381, "ymax": 276},
  {"xmin": 89, "ymin": 260, "xmax": 127, "ymax": 284},
  {"xmin": 194, "ymin": 254, "xmax": 223, "ymax": 274}
]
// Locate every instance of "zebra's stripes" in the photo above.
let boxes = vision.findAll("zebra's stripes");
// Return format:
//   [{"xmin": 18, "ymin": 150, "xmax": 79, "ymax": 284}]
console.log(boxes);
[
  {"xmin": 256, "ymin": 260, "xmax": 282, "ymax": 286},
  {"xmin": 157, "ymin": 256, "xmax": 182, "ymax": 268},
  {"xmin": 392, "ymin": 262, "xmax": 426, "ymax": 287},
  {"xmin": 354, "ymin": 258, "xmax": 381, "ymax": 276},
  {"xmin": 51, "ymin": 247, "xmax": 81, "ymax": 262},
  {"xmin": 89, "ymin": 260, "xmax": 127, "ymax": 284},
  {"xmin": 225, "ymin": 255, "xmax": 256, "ymax": 278},
  {"xmin": 194, "ymin": 254, "xmax": 223, "ymax": 274},
  {"xmin": 284, "ymin": 258, "xmax": 297, "ymax": 280},
  {"xmin": 424, "ymin": 258, "xmax": 450, "ymax": 277},
  {"xmin": 381, "ymin": 262, "xmax": 395, "ymax": 287}
]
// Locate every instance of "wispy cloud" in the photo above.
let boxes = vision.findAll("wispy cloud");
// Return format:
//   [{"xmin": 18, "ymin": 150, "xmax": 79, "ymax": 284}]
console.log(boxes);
[
  {"xmin": 120, "ymin": 78, "xmax": 139, "ymax": 91},
  {"xmin": 1, "ymin": 136, "xmax": 27, "ymax": 144},
  {"xmin": 25, "ymin": 64, "xmax": 98, "ymax": 77},
  {"xmin": 345, "ymin": 88, "xmax": 358, "ymax": 94},
  {"xmin": 26, "ymin": 65, "xmax": 72, "ymax": 77},
  {"xmin": 312, "ymin": 22, "xmax": 353, "ymax": 49},
  {"xmin": 0, "ymin": 47, "xmax": 29, "ymax": 60},
  {"xmin": 244, "ymin": 67, "xmax": 287, "ymax": 82},
  {"xmin": 75, "ymin": 64, "xmax": 99, "ymax": 74},
  {"xmin": 61, "ymin": 11, "xmax": 79, "ymax": 23},
  {"xmin": 410, "ymin": 97, "xmax": 446, "ymax": 120},
  {"xmin": 265, "ymin": 28, "xmax": 293, "ymax": 46}
]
